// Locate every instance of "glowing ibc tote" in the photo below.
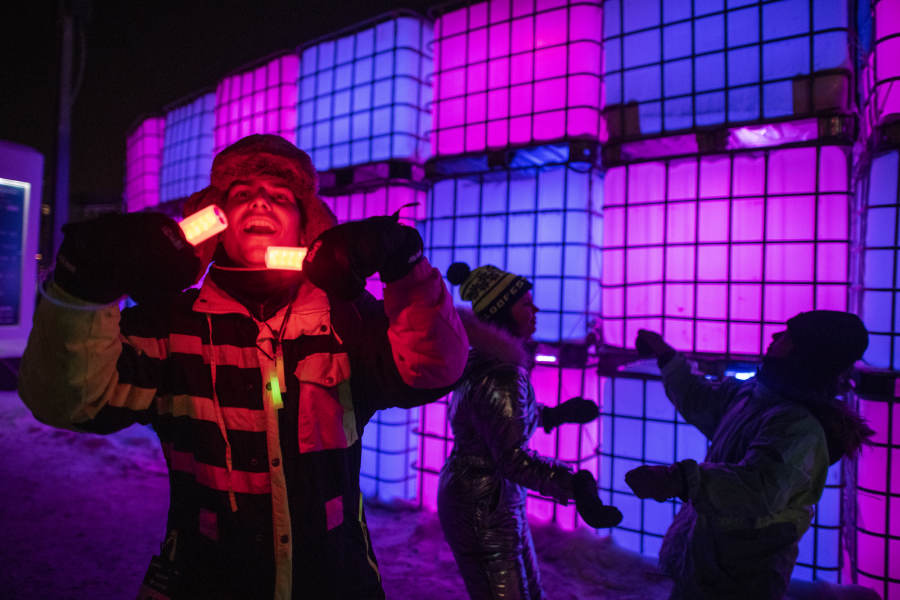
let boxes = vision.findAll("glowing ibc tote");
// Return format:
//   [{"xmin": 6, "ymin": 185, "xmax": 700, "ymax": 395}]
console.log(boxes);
[
  {"xmin": 860, "ymin": 0, "xmax": 900, "ymax": 138},
  {"xmin": 430, "ymin": 0, "xmax": 604, "ymax": 156},
  {"xmin": 298, "ymin": 13, "xmax": 433, "ymax": 171},
  {"xmin": 602, "ymin": 0, "xmax": 854, "ymax": 137},
  {"xmin": 124, "ymin": 116, "xmax": 165, "ymax": 213},
  {"xmin": 601, "ymin": 146, "xmax": 852, "ymax": 356},
  {"xmin": 214, "ymin": 52, "xmax": 300, "ymax": 154},
  {"xmin": 160, "ymin": 92, "xmax": 215, "ymax": 203}
]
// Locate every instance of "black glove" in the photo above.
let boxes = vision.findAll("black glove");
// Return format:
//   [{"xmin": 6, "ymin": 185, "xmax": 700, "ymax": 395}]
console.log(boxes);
[
  {"xmin": 303, "ymin": 214, "xmax": 424, "ymax": 300},
  {"xmin": 625, "ymin": 464, "xmax": 687, "ymax": 502},
  {"xmin": 54, "ymin": 212, "xmax": 201, "ymax": 306},
  {"xmin": 636, "ymin": 329, "xmax": 677, "ymax": 367},
  {"xmin": 542, "ymin": 397, "xmax": 600, "ymax": 433},
  {"xmin": 572, "ymin": 470, "xmax": 623, "ymax": 529}
]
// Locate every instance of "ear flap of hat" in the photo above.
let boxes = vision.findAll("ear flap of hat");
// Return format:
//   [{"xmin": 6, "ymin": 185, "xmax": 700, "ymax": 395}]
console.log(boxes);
[{"xmin": 301, "ymin": 197, "xmax": 337, "ymax": 246}]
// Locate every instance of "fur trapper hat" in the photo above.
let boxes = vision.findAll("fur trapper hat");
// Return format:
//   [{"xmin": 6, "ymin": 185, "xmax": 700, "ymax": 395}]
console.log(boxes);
[{"xmin": 206, "ymin": 134, "xmax": 336, "ymax": 246}]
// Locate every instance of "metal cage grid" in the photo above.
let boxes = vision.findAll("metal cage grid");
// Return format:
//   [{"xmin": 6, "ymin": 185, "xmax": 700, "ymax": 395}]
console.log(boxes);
[
  {"xmin": 854, "ymin": 379, "xmax": 900, "ymax": 599},
  {"xmin": 597, "ymin": 361, "xmax": 846, "ymax": 581},
  {"xmin": 601, "ymin": 144, "xmax": 852, "ymax": 357},
  {"xmin": 860, "ymin": 0, "xmax": 900, "ymax": 143},
  {"xmin": 602, "ymin": 0, "xmax": 854, "ymax": 141},
  {"xmin": 429, "ymin": 0, "xmax": 604, "ymax": 157},
  {"xmin": 124, "ymin": 116, "xmax": 165, "ymax": 213},
  {"xmin": 214, "ymin": 52, "xmax": 300, "ymax": 154},
  {"xmin": 856, "ymin": 149, "xmax": 900, "ymax": 369},
  {"xmin": 297, "ymin": 13, "xmax": 434, "ymax": 172},
  {"xmin": 160, "ymin": 92, "xmax": 215, "ymax": 204},
  {"xmin": 423, "ymin": 146, "xmax": 604, "ymax": 343}
]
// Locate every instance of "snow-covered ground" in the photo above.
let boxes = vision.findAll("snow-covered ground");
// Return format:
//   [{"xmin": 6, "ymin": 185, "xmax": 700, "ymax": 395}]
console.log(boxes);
[{"xmin": 0, "ymin": 391, "xmax": 671, "ymax": 599}]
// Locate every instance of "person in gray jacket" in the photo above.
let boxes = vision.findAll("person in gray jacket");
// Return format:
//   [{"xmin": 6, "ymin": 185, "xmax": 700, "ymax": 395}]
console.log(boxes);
[
  {"xmin": 628, "ymin": 311, "xmax": 875, "ymax": 600},
  {"xmin": 438, "ymin": 263, "xmax": 623, "ymax": 600}
]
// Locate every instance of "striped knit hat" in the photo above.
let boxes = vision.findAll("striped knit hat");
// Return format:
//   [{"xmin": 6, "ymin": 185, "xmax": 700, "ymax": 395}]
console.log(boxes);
[{"xmin": 446, "ymin": 262, "xmax": 532, "ymax": 321}]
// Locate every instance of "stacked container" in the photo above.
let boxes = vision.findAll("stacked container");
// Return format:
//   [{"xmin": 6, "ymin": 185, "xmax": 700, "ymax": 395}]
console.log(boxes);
[
  {"xmin": 124, "ymin": 116, "xmax": 165, "ymax": 213},
  {"xmin": 418, "ymin": 0, "xmax": 605, "ymax": 530},
  {"xmin": 300, "ymin": 12, "xmax": 435, "ymax": 501},
  {"xmin": 598, "ymin": 0, "xmax": 856, "ymax": 580},
  {"xmin": 160, "ymin": 91, "xmax": 216, "ymax": 206}
]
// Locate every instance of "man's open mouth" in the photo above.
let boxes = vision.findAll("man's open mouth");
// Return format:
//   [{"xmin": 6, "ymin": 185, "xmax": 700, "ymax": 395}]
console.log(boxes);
[{"xmin": 243, "ymin": 219, "xmax": 277, "ymax": 235}]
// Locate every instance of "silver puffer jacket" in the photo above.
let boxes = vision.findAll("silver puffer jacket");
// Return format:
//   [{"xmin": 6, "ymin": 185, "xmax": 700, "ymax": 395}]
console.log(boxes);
[{"xmin": 437, "ymin": 310, "xmax": 574, "ymax": 600}]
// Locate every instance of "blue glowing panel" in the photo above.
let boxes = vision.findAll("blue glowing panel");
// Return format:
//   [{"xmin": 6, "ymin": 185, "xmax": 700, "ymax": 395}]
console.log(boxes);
[
  {"xmin": 160, "ymin": 93, "xmax": 215, "ymax": 203},
  {"xmin": 603, "ymin": 0, "xmax": 852, "ymax": 137},
  {"xmin": 360, "ymin": 406, "xmax": 419, "ymax": 501},
  {"xmin": 298, "ymin": 16, "xmax": 433, "ymax": 171},
  {"xmin": 858, "ymin": 150, "xmax": 900, "ymax": 369},
  {"xmin": 424, "ymin": 154, "xmax": 604, "ymax": 343}
]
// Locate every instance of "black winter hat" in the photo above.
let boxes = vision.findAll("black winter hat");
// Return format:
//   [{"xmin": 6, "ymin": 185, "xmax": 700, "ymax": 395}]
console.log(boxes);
[{"xmin": 786, "ymin": 311, "xmax": 869, "ymax": 377}]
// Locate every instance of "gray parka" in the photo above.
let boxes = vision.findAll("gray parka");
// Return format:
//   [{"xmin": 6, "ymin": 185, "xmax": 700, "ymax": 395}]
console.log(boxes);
[
  {"xmin": 659, "ymin": 353, "xmax": 831, "ymax": 600},
  {"xmin": 437, "ymin": 310, "xmax": 574, "ymax": 600}
]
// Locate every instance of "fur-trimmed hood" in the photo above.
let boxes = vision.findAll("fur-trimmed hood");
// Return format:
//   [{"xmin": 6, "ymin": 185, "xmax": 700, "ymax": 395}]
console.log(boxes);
[{"xmin": 458, "ymin": 308, "xmax": 530, "ymax": 369}]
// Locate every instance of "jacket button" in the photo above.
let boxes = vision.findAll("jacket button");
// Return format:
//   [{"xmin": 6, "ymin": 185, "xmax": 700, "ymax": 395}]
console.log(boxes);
[
  {"xmin": 320, "ymin": 325, "xmax": 328, "ymax": 332},
  {"xmin": 246, "ymin": 384, "xmax": 253, "ymax": 390},
  {"xmin": 256, "ymin": 534, "xmax": 263, "ymax": 542},
  {"xmin": 325, "ymin": 376, "xmax": 334, "ymax": 385},
  {"xmin": 271, "ymin": 458, "xmax": 280, "ymax": 467},
  {"xmin": 281, "ymin": 535, "xmax": 289, "ymax": 544},
  {"xmin": 251, "ymin": 459, "xmax": 258, "ymax": 466}
]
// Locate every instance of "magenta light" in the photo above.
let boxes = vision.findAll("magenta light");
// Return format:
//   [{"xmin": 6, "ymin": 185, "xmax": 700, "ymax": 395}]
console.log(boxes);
[
  {"xmin": 725, "ymin": 119, "xmax": 819, "ymax": 150},
  {"xmin": 432, "ymin": 0, "xmax": 603, "ymax": 157},
  {"xmin": 602, "ymin": 147, "xmax": 851, "ymax": 355},
  {"xmin": 214, "ymin": 54, "xmax": 300, "ymax": 154},
  {"xmin": 124, "ymin": 116, "xmax": 165, "ymax": 213},
  {"xmin": 861, "ymin": 0, "xmax": 900, "ymax": 140}
]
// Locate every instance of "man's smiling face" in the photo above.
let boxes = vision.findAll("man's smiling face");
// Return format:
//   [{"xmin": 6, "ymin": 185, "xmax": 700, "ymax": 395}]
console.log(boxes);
[{"xmin": 221, "ymin": 176, "xmax": 302, "ymax": 267}]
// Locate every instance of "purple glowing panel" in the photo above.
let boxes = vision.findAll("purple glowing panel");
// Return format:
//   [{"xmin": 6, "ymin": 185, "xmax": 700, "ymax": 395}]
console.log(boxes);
[
  {"xmin": 855, "ymin": 393, "xmax": 900, "ymax": 599},
  {"xmin": 360, "ymin": 406, "xmax": 420, "ymax": 501},
  {"xmin": 161, "ymin": 93, "xmax": 215, "ymax": 203},
  {"xmin": 417, "ymin": 364, "xmax": 600, "ymax": 533},
  {"xmin": 861, "ymin": 0, "xmax": 900, "ymax": 139},
  {"xmin": 214, "ymin": 54, "xmax": 300, "ymax": 154},
  {"xmin": 124, "ymin": 116, "xmax": 165, "ymax": 213},
  {"xmin": 318, "ymin": 185, "xmax": 426, "ymax": 301},
  {"xmin": 431, "ymin": 0, "xmax": 603, "ymax": 157},
  {"xmin": 858, "ymin": 150, "xmax": 900, "ymax": 369},
  {"xmin": 725, "ymin": 118, "xmax": 819, "ymax": 150},
  {"xmin": 298, "ymin": 16, "xmax": 433, "ymax": 171},
  {"xmin": 603, "ymin": 0, "xmax": 853, "ymax": 139},
  {"xmin": 602, "ymin": 147, "xmax": 851, "ymax": 356}
]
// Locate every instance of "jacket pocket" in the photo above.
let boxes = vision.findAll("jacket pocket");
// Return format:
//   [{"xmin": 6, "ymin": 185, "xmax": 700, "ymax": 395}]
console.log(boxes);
[
  {"xmin": 294, "ymin": 353, "xmax": 357, "ymax": 452},
  {"xmin": 294, "ymin": 352, "xmax": 351, "ymax": 387}
]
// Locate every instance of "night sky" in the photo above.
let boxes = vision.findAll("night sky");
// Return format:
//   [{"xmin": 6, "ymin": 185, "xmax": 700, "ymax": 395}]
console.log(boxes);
[{"xmin": 2, "ymin": 1, "xmax": 443, "ymax": 205}]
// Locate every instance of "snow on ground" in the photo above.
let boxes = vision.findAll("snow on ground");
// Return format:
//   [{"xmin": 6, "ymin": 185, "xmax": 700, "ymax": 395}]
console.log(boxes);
[{"xmin": 0, "ymin": 391, "xmax": 671, "ymax": 599}]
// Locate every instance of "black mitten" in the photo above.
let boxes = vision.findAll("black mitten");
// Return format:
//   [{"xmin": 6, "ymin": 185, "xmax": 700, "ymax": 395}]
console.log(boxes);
[
  {"xmin": 572, "ymin": 470, "xmax": 623, "ymax": 529},
  {"xmin": 542, "ymin": 397, "xmax": 600, "ymax": 433},
  {"xmin": 54, "ymin": 212, "xmax": 201, "ymax": 305},
  {"xmin": 303, "ymin": 214, "xmax": 424, "ymax": 300},
  {"xmin": 625, "ymin": 463, "xmax": 687, "ymax": 503}
]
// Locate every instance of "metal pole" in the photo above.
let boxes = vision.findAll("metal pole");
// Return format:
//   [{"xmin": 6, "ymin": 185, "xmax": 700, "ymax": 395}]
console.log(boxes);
[{"xmin": 53, "ymin": 5, "xmax": 74, "ymax": 261}]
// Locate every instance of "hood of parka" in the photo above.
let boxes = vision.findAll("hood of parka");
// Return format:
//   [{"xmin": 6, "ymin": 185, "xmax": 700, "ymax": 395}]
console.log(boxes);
[{"xmin": 458, "ymin": 308, "xmax": 531, "ymax": 370}]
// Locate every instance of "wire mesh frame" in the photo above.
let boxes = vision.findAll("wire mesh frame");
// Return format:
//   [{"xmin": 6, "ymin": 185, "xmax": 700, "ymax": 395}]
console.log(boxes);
[
  {"xmin": 601, "ymin": 143, "xmax": 853, "ymax": 358},
  {"xmin": 124, "ymin": 116, "xmax": 165, "ymax": 213},
  {"xmin": 213, "ymin": 52, "xmax": 300, "ymax": 154},
  {"xmin": 601, "ymin": 0, "xmax": 855, "ymax": 141},
  {"xmin": 859, "ymin": 0, "xmax": 900, "ymax": 143},
  {"xmin": 854, "ymin": 148, "xmax": 900, "ymax": 369},
  {"xmin": 428, "ymin": 0, "xmax": 604, "ymax": 157},
  {"xmin": 422, "ymin": 159, "xmax": 604, "ymax": 343},
  {"xmin": 160, "ymin": 92, "xmax": 215, "ymax": 204},
  {"xmin": 415, "ymin": 362, "xmax": 602, "ymax": 531},
  {"xmin": 597, "ymin": 364, "xmax": 847, "ymax": 581},
  {"xmin": 297, "ymin": 12, "xmax": 434, "ymax": 172},
  {"xmin": 852, "ymin": 386, "xmax": 900, "ymax": 597}
]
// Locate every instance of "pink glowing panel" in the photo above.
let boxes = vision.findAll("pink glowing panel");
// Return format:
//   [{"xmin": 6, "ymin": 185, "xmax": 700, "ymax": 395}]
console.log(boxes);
[
  {"xmin": 601, "ymin": 147, "xmax": 851, "ymax": 356},
  {"xmin": 432, "ymin": 0, "xmax": 603, "ymax": 156},
  {"xmin": 856, "ymin": 394, "xmax": 900, "ymax": 598},
  {"xmin": 124, "ymin": 116, "xmax": 165, "ymax": 213},
  {"xmin": 871, "ymin": 0, "xmax": 900, "ymax": 128},
  {"xmin": 319, "ymin": 185, "xmax": 426, "ymax": 301},
  {"xmin": 214, "ymin": 53, "xmax": 300, "ymax": 154}
]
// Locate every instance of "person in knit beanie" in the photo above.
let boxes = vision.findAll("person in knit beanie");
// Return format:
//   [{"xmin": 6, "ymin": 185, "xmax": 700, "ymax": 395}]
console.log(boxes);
[
  {"xmin": 437, "ymin": 262, "xmax": 622, "ymax": 600},
  {"xmin": 19, "ymin": 133, "xmax": 469, "ymax": 600},
  {"xmin": 627, "ymin": 313, "xmax": 876, "ymax": 600}
]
